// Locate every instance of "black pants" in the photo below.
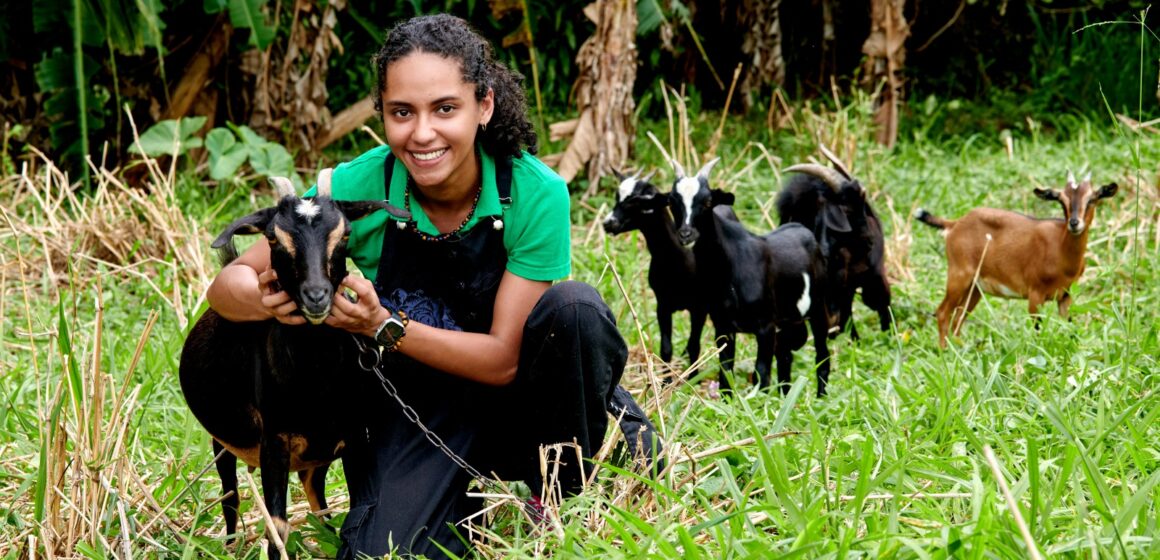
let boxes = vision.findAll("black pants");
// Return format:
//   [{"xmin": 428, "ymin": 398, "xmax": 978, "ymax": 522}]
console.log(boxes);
[{"xmin": 338, "ymin": 281, "xmax": 628, "ymax": 559}]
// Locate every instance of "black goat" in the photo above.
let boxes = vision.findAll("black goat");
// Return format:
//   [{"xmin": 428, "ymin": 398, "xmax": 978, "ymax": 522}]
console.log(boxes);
[
  {"xmin": 180, "ymin": 169, "xmax": 408, "ymax": 556},
  {"xmin": 602, "ymin": 170, "xmax": 739, "ymax": 381},
  {"xmin": 779, "ymin": 146, "xmax": 892, "ymax": 340},
  {"xmin": 669, "ymin": 158, "xmax": 832, "ymax": 397}
]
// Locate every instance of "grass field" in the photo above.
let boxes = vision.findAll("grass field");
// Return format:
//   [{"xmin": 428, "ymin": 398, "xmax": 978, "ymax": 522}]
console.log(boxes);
[{"xmin": 1, "ymin": 90, "xmax": 1158, "ymax": 559}]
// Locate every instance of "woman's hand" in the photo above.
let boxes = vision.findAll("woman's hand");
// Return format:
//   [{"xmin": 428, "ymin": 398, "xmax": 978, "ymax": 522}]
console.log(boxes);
[
  {"xmin": 259, "ymin": 268, "xmax": 307, "ymax": 325},
  {"xmin": 326, "ymin": 275, "xmax": 390, "ymax": 338}
]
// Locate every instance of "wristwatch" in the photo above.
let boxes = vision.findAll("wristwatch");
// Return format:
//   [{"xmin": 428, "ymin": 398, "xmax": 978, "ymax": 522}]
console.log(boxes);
[{"xmin": 373, "ymin": 310, "xmax": 409, "ymax": 352}]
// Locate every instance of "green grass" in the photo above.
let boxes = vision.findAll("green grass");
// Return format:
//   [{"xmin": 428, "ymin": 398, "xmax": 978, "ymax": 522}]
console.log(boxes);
[{"xmin": 2, "ymin": 90, "xmax": 1158, "ymax": 559}]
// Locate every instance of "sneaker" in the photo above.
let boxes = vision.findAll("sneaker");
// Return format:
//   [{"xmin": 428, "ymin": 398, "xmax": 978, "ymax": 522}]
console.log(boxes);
[
  {"xmin": 607, "ymin": 385, "xmax": 666, "ymax": 475},
  {"xmin": 524, "ymin": 495, "xmax": 548, "ymax": 525}
]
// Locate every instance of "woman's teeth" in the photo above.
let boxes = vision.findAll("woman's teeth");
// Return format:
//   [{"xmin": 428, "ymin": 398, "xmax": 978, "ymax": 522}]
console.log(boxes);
[{"xmin": 413, "ymin": 149, "xmax": 446, "ymax": 161}]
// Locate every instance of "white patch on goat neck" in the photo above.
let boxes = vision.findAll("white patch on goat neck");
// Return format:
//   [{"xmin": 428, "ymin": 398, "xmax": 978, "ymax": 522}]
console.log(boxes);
[
  {"xmin": 296, "ymin": 199, "xmax": 320, "ymax": 220},
  {"xmin": 617, "ymin": 178, "xmax": 637, "ymax": 202},
  {"xmin": 675, "ymin": 177, "xmax": 700, "ymax": 226},
  {"xmin": 796, "ymin": 273, "xmax": 811, "ymax": 316}
]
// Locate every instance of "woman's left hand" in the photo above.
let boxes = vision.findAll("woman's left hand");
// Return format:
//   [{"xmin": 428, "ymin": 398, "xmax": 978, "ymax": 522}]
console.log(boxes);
[{"xmin": 327, "ymin": 275, "xmax": 389, "ymax": 338}]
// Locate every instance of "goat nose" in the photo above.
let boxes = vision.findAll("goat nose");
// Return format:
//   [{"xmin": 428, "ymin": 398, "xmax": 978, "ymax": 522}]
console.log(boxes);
[
  {"xmin": 302, "ymin": 286, "xmax": 330, "ymax": 307},
  {"xmin": 1069, "ymin": 218, "xmax": 1080, "ymax": 227}
]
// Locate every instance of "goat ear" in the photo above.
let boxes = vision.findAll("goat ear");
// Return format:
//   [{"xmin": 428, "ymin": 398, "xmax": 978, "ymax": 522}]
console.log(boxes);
[
  {"xmin": 709, "ymin": 189, "xmax": 735, "ymax": 207},
  {"xmin": 1096, "ymin": 182, "xmax": 1119, "ymax": 199},
  {"xmin": 210, "ymin": 208, "xmax": 276, "ymax": 249},
  {"xmin": 1033, "ymin": 187, "xmax": 1059, "ymax": 201},
  {"xmin": 335, "ymin": 200, "xmax": 412, "ymax": 221},
  {"xmin": 822, "ymin": 204, "xmax": 852, "ymax": 233},
  {"xmin": 643, "ymin": 191, "xmax": 669, "ymax": 209}
]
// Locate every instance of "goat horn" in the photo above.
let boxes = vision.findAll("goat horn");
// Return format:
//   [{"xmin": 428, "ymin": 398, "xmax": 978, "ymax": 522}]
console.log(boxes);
[
  {"xmin": 641, "ymin": 169, "xmax": 658, "ymax": 183},
  {"xmin": 1067, "ymin": 169, "xmax": 1076, "ymax": 188},
  {"xmin": 1082, "ymin": 171, "xmax": 1092, "ymax": 184},
  {"xmin": 696, "ymin": 157, "xmax": 721, "ymax": 180},
  {"xmin": 317, "ymin": 168, "xmax": 335, "ymax": 197},
  {"xmin": 818, "ymin": 143, "xmax": 853, "ymax": 180},
  {"xmin": 268, "ymin": 176, "xmax": 297, "ymax": 199},
  {"xmin": 785, "ymin": 163, "xmax": 846, "ymax": 191},
  {"xmin": 669, "ymin": 159, "xmax": 687, "ymax": 180},
  {"xmin": 610, "ymin": 166, "xmax": 627, "ymax": 181}
]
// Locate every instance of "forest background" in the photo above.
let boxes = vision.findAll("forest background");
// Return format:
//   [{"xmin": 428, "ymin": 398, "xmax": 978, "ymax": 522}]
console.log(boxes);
[{"xmin": 2, "ymin": 0, "xmax": 1159, "ymax": 558}]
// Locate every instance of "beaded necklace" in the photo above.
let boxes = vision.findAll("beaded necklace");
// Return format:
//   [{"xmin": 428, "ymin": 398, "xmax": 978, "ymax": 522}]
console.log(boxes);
[{"xmin": 402, "ymin": 178, "xmax": 482, "ymax": 242}]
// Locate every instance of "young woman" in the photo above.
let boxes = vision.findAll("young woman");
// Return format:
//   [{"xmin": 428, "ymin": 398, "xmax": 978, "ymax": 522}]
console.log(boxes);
[{"xmin": 206, "ymin": 14, "xmax": 661, "ymax": 558}]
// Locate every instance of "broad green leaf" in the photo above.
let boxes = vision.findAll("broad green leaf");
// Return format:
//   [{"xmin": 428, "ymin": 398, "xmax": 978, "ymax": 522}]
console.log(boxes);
[
  {"xmin": 178, "ymin": 117, "xmax": 208, "ymax": 141},
  {"xmin": 203, "ymin": 0, "xmax": 228, "ymax": 14},
  {"xmin": 78, "ymin": 0, "xmax": 106, "ymax": 48},
  {"xmin": 232, "ymin": 124, "xmax": 268, "ymax": 147},
  {"xmin": 205, "ymin": 128, "xmax": 248, "ymax": 180},
  {"xmin": 637, "ymin": 0, "xmax": 665, "ymax": 36},
  {"xmin": 227, "ymin": 0, "xmax": 275, "ymax": 49},
  {"xmin": 249, "ymin": 143, "xmax": 294, "ymax": 177},
  {"xmin": 204, "ymin": 127, "xmax": 236, "ymax": 154},
  {"xmin": 33, "ymin": 0, "xmax": 68, "ymax": 34},
  {"xmin": 131, "ymin": 116, "xmax": 207, "ymax": 157}
]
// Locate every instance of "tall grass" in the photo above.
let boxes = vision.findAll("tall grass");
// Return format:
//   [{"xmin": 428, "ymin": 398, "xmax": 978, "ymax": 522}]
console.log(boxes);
[{"xmin": 3, "ymin": 43, "xmax": 1160, "ymax": 560}]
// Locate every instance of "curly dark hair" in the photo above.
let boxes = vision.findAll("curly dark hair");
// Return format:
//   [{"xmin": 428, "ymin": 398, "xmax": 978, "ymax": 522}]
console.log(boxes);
[{"xmin": 372, "ymin": 14, "xmax": 538, "ymax": 159}]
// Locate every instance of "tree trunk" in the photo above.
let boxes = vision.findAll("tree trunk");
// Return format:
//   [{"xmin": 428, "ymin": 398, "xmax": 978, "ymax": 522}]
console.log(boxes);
[
  {"xmin": 551, "ymin": 0, "xmax": 637, "ymax": 197},
  {"xmin": 862, "ymin": 0, "xmax": 909, "ymax": 148},
  {"xmin": 737, "ymin": 0, "xmax": 785, "ymax": 112},
  {"xmin": 245, "ymin": 0, "xmax": 345, "ymax": 160},
  {"xmin": 162, "ymin": 17, "xmax": 231, "ymax": 122},
  {"xmin": 315, "ymin": 97, "xmax": 377, "ymax": 151}
]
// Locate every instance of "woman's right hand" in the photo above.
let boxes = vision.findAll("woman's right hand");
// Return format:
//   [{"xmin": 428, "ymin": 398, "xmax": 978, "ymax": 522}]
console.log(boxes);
[{"xmin": 258, "ymin": 268, "xmax": 306, "ymax": 325}]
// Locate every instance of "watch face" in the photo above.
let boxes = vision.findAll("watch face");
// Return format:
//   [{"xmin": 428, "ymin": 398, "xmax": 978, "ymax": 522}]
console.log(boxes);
[{"xmin": 384, "ymin": 318, "xmax": 405, "ymax": 339}]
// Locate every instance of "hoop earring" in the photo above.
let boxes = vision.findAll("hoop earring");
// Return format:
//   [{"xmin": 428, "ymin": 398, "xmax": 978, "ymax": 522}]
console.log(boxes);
[{"xmin": 480, "ymin": 122, "xmax": 488, "ymax": 132}]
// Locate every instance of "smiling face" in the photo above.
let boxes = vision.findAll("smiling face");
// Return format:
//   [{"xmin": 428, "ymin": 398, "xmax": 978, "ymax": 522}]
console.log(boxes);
[{"xmin": 380, "ymin": 51, "xmax": 494, "ymax": 195}]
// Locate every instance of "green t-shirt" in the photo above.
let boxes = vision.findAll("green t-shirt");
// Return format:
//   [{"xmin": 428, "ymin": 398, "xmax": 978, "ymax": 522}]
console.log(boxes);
[{"xmin": 313, "ymin": 145, "xmax": 571, "ymax": 283}]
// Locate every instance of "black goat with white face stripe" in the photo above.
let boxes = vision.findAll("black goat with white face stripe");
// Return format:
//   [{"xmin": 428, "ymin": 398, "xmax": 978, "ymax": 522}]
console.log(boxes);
[
  {"xmin": 180, "ymin": 169, "xmax": 408, "ymax": 557},
  {"xmin": 603, "ymin": 169, "xmax": 708, "ymax": 381},
  {"xmin": 668, "ymin": 158, "xmax": 833, "ymax": 397}
]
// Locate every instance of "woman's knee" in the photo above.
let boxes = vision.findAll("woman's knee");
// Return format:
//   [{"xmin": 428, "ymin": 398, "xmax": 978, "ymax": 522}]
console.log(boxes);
[
  {"xmin": 529, "ymin": 281, "xmax": 611, "ymax": 331},
  {"xmin": 538, "ymin": 281, "xmax": 603, "ymax": 311},
  {"xmin": 523, "ymin": 281, "xmax": 625, "ymax": 365}
]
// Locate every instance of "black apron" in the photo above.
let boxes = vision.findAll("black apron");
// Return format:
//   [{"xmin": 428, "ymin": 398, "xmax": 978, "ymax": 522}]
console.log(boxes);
[{"xmin": 338, "ymin": 153, "xmax": 514, "ymax": 560}]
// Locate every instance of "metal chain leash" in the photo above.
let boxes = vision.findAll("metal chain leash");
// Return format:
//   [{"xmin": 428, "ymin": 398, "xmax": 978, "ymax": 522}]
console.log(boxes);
[{"xmin": 352, "ymin": 335, "xmax": 506, "ymax": 492}]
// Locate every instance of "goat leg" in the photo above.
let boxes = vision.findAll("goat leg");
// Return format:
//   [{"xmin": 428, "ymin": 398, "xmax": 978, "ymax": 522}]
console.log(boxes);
[
  {"xmin": 809, "ymin": 311, "xmax": 832, "ymax": 398},
  {"xmin": 212, "ymin": 440, "xmax": 241, "ymax": 541},
  {"xmin": 841, "ymin": 290, "xmax": 859, "ymax": 341},
  {"xmin": 754, "ymin": 331, "xmax": 777, "ymax": 390},
  {"xmin": 1058, "ymin": 291, "xmax": 1072, "ymax": 320},
  {"xmin": 260, "ymin": 436, "xmax": 293, "ymax": 559},
  {"xmin": 773, "ymin": 343, "xmax": 794, "ymax": 396},
  {"xmin": 716, "ymin": 331, "xmax": 736, "ymax": 395},
  {"xmin": 298, "ymin": 464, "xmax": 332, "ymax": 527},
  {"xmin": 657, "ymin": 304, "xmax": 675, "ymax": 365},
  {"xmin": 685, "ymin": 308, "xmax": 707, "ymax": 380}
]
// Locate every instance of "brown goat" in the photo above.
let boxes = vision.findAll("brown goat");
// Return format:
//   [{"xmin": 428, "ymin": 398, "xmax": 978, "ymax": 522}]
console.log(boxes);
[{"xmin": 916, "ymin": 172, "xmax": 1118, "ymax": 348}]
